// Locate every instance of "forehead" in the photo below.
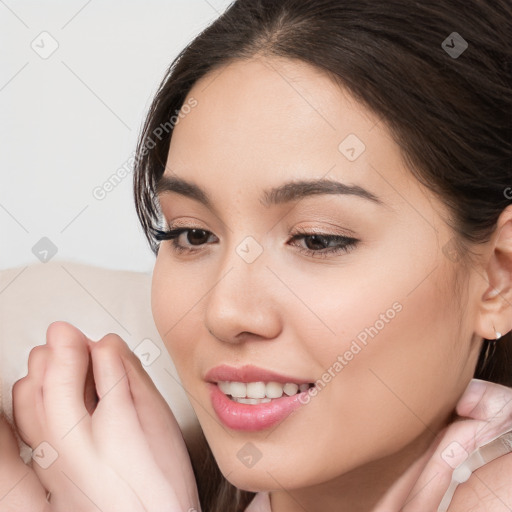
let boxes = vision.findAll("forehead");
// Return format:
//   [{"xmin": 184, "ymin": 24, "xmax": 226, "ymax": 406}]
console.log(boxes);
[
  {"xmin": 164, "ymin": 56, "xmax": 435, "ymax": 218},
  {"xmin": 171, "ymin": 56, "xmax": 379, "ymax": 162}
]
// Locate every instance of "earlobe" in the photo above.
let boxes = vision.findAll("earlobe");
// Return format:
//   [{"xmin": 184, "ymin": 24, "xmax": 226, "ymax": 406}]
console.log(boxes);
[{"xmin": 473, "ymin": 206, "xmax": 512, "ymax": 341}]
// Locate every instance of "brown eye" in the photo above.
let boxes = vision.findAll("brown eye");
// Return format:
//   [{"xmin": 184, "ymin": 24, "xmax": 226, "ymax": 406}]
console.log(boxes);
[
  {"xmin": 303, "ymin": 234, "xmax": 332, "ymax": 251},
  {"xmin": 289, "ymin": 230, "xmax": 359, "ymax": 258},
  {"xmin": 153, "ymin": 226, "xmax": 217, "ymax": 255},
  {"xmin": 186, "ymin": 229, "xmax": 210, "ymax": 245}
]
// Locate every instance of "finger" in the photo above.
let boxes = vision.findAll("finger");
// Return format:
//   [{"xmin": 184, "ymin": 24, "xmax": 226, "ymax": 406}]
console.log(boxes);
[
  {"xmin": 91, "ymin": 335, "xmax": 185, "ymax": 508},
  {"xmin": 402, "ymin": 420, "xmax": 485, "ymax": 511},
  {"xmin": 42, "ymin": 321, "xmax": 91, "ymax": 438},
  {"xmin": 456, "ymin": 378, "xmax": 512, "ymax": 443},
  {"xmin": 89, "ymin": 333, "xmax": 140, "ymax": 431},
  {"xmin": 122, "ymin": 350, "xmax": 183, "ymax": 441},
  {"xmin": 12, "ymin": 379, "xmax": 38, "ymax": 447},
  {"xmin": 121, "ymin": 350, "xmax": 200, "ymax": 508},
  {"xmin": 27, "ymin": 345, "xmax": 48, "ymax": 381},
  {"xmin": 12, "ymin": 346, "xmax": 48, "ymax": 446},
  {"xmin": 403, "ymin": 379, "xmax": 512, "ymax": 512}
]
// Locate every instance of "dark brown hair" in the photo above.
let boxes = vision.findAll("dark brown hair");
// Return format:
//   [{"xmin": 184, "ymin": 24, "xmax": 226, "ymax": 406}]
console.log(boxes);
[{"xmin": 133, "ymin": 1, "xmax": 512, "ymax": 510}]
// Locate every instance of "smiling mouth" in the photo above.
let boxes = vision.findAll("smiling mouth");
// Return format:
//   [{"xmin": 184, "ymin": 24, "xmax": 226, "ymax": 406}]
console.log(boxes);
[{"xmin": 217, "ymin": 380, "xmax": 315, "ymax": 404}]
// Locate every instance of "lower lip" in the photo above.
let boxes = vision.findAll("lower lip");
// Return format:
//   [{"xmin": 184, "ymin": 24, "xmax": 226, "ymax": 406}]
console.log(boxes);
[{"xmin": 208, "ymin": 382, "xmax": 311, "ymax": 431}]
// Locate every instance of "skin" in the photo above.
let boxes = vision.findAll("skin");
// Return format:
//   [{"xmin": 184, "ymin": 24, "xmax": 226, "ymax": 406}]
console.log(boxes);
[
  {"xmin": 9, "ymin": 322, "xmax": 201, "ymax": 512},
  {"xmin": 5, "ymin": 350, "xmax": 512, "ymax": 511},
  {"xmin": 151, "ymin": 55, "xmax": 512, "ymax": 511},
  {"xmin": 4, "ymin": 55, "xmax": 512, "ymax": 512}
]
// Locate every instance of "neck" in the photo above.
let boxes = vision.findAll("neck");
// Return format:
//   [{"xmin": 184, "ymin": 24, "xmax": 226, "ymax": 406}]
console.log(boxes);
[{"xmin": 269, "ymin": 411, "xmax": 455, "ymax": 512}]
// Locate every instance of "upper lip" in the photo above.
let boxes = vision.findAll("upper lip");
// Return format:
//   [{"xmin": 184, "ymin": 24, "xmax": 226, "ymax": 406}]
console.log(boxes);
[{"xmin": 204, "ymin": 364, "xmax": 313, "ymax": 385}]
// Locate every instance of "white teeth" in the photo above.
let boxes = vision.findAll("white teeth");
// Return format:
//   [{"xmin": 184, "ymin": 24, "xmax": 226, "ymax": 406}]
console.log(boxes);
[
  {"xmin": 266, "ymin": 381, "xmax": 284, "ymax": 399},
  {"xmin": 217, "ymin": 380, "xmax": 311, "ymax": 400},
  {"xmin": 283, "ymin": 383, "xmax": 299, "ymax": 396},
  {"xmin": 218, "ymin": 381, "xmax": 231, "ymax": 394},
  {"xmin": 230, "ymin": 382, "xmax": 247, "ymax": 398},
  {"xmin": 246, "ymin": 381, "xmax": 266, "ymax": 398}
]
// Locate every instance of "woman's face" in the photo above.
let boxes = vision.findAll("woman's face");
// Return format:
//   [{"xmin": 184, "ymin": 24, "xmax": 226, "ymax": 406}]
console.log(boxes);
[{"xmin": 151, "ymin": 56, "xmax": 483, "ymax": 491}]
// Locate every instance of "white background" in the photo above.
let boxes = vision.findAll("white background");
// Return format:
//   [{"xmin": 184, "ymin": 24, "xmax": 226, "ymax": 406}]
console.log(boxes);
[{"xmin": 0, "ymin": 0, "xmax": 233, "ymax": 272}]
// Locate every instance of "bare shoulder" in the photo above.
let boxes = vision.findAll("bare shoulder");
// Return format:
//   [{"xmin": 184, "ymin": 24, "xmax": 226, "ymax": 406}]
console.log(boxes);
[{"xmin": 448, "ymin": 452, "xmax": 512, "ymax": 511}]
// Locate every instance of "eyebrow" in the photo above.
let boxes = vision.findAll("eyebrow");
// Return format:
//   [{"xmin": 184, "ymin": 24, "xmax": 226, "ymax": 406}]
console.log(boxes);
[{"xmin": 155, "ymin": 174, "xmax": 384, "ymax": 209}]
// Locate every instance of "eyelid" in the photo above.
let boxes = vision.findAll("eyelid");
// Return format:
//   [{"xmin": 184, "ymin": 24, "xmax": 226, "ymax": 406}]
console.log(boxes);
[
  {"xmin": 289, "ymin": 222, "xmax": 357, "ymax": 239},
  {"xmin": 163, "ymin": 218, "xmax": 209, "ymax": 231}
]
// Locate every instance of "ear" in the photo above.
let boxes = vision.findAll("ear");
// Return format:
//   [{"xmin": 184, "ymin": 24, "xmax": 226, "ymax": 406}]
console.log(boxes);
[{"xmin": 473, "ymin": 204, "xmax": 512, "ymax": 340}]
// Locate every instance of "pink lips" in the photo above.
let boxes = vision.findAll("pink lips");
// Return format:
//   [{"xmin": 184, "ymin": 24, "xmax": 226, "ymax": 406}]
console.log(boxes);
[
  {"xmin": 204, "ymin": 364, "xmax": 313, "ymax": 385},
  {"xmin": 205, "ymin": 364, "xmax": 313, "ymax": 431}
]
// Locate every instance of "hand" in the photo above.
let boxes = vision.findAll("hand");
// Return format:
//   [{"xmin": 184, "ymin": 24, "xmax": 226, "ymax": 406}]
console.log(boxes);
[
  {"xmin": 401, "ymin": 378, "xmax": 512, "ymax": 511},
  {"xmin": 12, "ymin": 321, "xmax": 201, "ymax": 512},
  {"xmin": 0, "ymin": 413, "xmax": 49, "ymax": 512}
]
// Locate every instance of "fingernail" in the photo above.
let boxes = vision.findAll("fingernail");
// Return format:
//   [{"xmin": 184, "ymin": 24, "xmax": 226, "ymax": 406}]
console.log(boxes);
[{"xmin": 465, "ymin": 379, "xmax": 487, "ymax": 396}]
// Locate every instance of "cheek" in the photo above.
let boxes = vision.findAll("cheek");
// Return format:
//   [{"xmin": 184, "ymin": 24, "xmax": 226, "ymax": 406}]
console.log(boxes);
[
  {"xmin": 296, "ymin": 262, "xmax": 465, "ymax": 468},
  {"xmin": 151, "ymin": 253, "xmax": 201, "ymax": 379}
]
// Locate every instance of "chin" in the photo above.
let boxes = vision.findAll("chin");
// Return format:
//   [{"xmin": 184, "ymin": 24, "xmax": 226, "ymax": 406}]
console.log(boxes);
[
  {"xmin": 214, "ymin": 452, "xmax": 316, "ymax": 493},
  {"xmin": 222, "ymin": 470, "xmax": 283, "ymax": 493}
]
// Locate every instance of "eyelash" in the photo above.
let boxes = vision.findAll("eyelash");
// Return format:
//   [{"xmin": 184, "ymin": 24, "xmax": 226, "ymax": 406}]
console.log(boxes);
[{"xmin": 153, "ymin": 225, "xmax": 359, "ymax": 259}]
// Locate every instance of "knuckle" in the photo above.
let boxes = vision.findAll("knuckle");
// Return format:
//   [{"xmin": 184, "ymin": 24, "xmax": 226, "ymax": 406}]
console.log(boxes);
[
  {"xmin": 94, "ymin": 333, "xmax": 129, "ymax": 355},
  {"xmin": 477, "ymin": 389, "xmax": 511, "ymax": 419},
  {"xmin": 12, "ymin": 381, "xmax": 33, "ymax": 422},
  {"xmin": 45, "ymin": 320, "xmax": 81, "ymax": 350},
  {"xmin": 440, "ymin": 422, "xmax": 470, "ymax": 452},
  {"xmin": 12, "ymin": 374, "xmax": 34, "ymax": 397},
  {"xmin": 11, "ymin": 377, "xmax": 26, "ymax": 398},
  {"xmin": 45, "ymin": 320, "xmax": 69, "ymax": 341},
  {"xmin": 27, "ymin": 345, "xmax": 47, "ymax": 369}
]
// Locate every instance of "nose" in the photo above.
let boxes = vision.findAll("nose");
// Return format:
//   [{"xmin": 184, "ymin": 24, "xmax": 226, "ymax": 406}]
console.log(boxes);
[{"xmin": 204, "ymin": 247, "xmax": 282, "ymax": 345}]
